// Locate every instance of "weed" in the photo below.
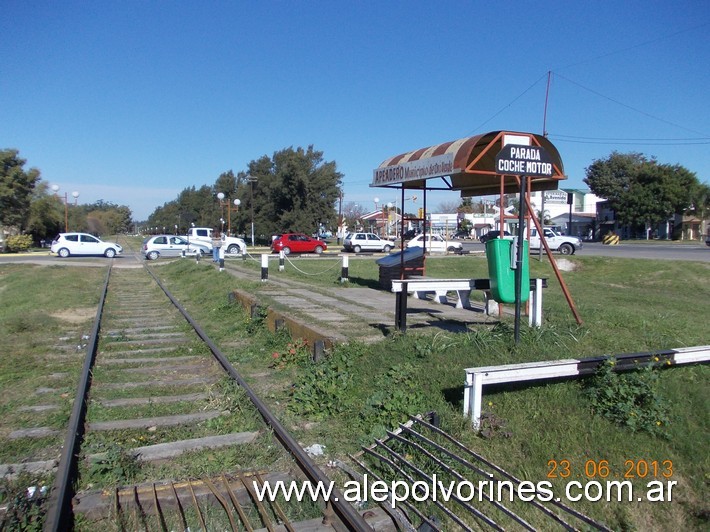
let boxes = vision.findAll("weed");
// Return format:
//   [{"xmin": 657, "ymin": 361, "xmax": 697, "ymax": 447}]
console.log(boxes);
[
  {"xmin": 289, "ymin": 352, "xmax": 354, "ymax": 420},
  {"xmin": 5, "ymin": 312, "xmax": 48, "ymax": 334},
  {"xmin": 270, "ymin": 338, "xmax": 311, "ymax": 369},
  {"xmin": 87, "ymin": 442, "xmax": 140, "ymax": 485},
  {"xmin": 360, "ymin": 363, "xmax": 429, "ymax": 439},
  {"xmin": 411, "ymin": 336, "xmax": 435, "ymax": 359},
  {"xmin": 245, "ymin": 306, "xmax": 268, "ymax": 334},
  {"xmin": 0, "ymin": 474, "xmax": 48, "ymax": 531},
  {"xmin": 585, "ymin": 358, "xmax": 670, "ymax": 436}
]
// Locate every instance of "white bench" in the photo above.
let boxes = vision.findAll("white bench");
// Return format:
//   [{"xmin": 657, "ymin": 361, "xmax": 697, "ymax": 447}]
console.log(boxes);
[
  {"xmin": 463, "ymin": 346, "xmax": 710, "ymax": 429},
  {"xmin": 391, "ymin": 278, "xmax": 478, "ymax": 309},
  {"xmin": 390, "ymin": 277, "xmax": 546, "ymax": 327}
]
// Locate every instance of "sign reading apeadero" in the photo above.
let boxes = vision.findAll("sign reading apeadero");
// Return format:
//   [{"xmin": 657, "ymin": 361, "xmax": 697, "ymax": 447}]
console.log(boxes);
[
  {"xmin": 372, "ymin": 153, "xmax": 455, "ymax": 186},
  {"xmin": 495, "ymin": 144, "xmax": 554, "ymax": 177}
]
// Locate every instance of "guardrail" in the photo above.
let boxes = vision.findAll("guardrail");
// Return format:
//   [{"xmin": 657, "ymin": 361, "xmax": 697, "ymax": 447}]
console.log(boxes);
[{"xmin": 463, "ymin": 346, "xmax": 710, "ymax": 429}]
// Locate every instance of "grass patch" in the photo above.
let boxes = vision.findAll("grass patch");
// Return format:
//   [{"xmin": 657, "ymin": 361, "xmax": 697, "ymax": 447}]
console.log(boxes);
[
  {"xmin": 0, "ymin": 265, "xmax": 105, "ymax": 464},
  {"xmin": 2, "ymin": 255, "xmax": 707, "ymax": 529},
  {"xmin": 157, "ymin": 256, "xmax": 709, "ymax": 529}
]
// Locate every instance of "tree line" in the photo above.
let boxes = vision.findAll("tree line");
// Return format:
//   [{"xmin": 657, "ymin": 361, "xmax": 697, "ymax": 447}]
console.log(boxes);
[
  {"xmin": 584, "ymin": 152, "xmax": 709, "ymax": 233},
  {"xmin": 146, "ymin": 146, "xmax": 342, "ymax": 243},
  {"xmin": 0, "ymin": 149, "xmax": 132, "ymax": 249},
  {"xmin": 2, "ymin": 145, "xmax": 707, "ymax": 251}
]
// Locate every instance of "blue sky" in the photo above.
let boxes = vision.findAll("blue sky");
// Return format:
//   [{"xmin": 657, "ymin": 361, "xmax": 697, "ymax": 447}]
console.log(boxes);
[{"xmin": 2, "ymin": 1, "xmax": 709, "ymax": 220}]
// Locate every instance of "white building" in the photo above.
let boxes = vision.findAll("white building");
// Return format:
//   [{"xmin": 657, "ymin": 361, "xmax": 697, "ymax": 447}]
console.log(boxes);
[{"xmin": 426, "ymin": 189, "xmax": 605, "ymax": 240}]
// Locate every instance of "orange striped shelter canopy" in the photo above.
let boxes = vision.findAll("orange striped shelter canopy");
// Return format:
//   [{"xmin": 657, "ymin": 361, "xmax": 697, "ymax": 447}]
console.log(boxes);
[{"xmin": 372, "ymin": 130, "xmax": 566, "ymax": 197}]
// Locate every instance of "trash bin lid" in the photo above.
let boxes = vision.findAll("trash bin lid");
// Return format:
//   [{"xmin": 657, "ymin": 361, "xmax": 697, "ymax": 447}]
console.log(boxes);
[{"xmin": 376, "ymin": 247, "xmax": 424, "ymax": 266}]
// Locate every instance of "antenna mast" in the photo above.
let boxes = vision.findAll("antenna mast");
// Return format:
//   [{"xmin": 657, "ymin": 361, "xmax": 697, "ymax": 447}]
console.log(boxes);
[{"xmin": 542, "ymin": 71, "xmax": 552, "ymax": 137}]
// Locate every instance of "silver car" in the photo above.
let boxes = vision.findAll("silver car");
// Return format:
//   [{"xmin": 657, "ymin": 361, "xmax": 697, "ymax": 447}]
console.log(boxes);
[
  {"xmin": 142, "ymin": 235, "xmax": 209, "ymax": 260},
  {"xmin": 406, "ymin": 233, "xmax": 463, "ymax": 253},
  {"xmin": 343, "ymin": 232, "xmax": 395, "ymax": 253}
]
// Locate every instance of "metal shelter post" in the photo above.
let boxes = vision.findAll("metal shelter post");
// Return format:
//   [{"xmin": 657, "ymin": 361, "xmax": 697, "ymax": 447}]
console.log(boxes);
[{"xmin": 514, "ymin": 175, "xmax": 526, "ymax": 344}]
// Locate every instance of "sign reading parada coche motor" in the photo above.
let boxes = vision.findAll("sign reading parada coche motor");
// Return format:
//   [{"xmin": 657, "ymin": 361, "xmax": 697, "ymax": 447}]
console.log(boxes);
[{"xmin": 495, "ymin": 144, "xmax": 554, "ymax": 176}]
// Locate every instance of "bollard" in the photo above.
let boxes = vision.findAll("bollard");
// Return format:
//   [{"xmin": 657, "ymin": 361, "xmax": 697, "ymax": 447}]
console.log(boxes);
[
  {"xmin": 341, "ymin": 255, "xmax": 349, "ymax": 283},
  {"xmin": 242, "ymin": 247, "xmax": 247, "ymax": 261},
  {"xmin": 279, "ymin": 250, "xmax": 285, "ymax": 271},
  {"xmin": 261, "ymin": 254, "xmax": 269, "ymax": 281},
  {"xmin": 219, "ymin": 246, "xmax": 225, "ymax": 271},
  {"xmin": 602, "ymin": 233, "xmax": 620, "ymax": 245},
  {"xmin": 195, "ymin": 250, "xmax": 200, "ymax": 264}
]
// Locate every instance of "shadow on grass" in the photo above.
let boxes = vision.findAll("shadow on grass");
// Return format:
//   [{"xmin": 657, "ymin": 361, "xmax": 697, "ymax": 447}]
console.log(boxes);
[{"xmin": 344, "ymin": 276, "xmax": 382, "ymax": 290}]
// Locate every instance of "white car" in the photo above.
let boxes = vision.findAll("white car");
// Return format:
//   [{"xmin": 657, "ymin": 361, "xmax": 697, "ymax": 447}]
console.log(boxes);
[
  {"xmin": 529, "ymin": 227, "xmax": 582, "ymax": 255},
  {"xmin": 343, "ymin": 232, "xmax": 396, "ymax": 253},
  {"xmin": 406, "ymin": 234, "xmax": 463, "ymax": 254},
  {"xmin": 51, "ymin": 232, "xmax": 123, "ymax": 258},
  {"xmin": 142, "ymin": 235, "xmax": 210, "ymax": 260}
]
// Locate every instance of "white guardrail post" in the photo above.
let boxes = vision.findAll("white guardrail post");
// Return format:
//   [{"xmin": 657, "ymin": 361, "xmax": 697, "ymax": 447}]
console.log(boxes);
[
  {"xmin": 341, "ymin": 255, "xmax": 349, "ymax": 283},
  {"xmin": 529, "ymin": 278, "xmax": 543, "ymax": 327},
  {"xmin": 261, "ymin": 254, "xmax": 269, "ymax": 281}
]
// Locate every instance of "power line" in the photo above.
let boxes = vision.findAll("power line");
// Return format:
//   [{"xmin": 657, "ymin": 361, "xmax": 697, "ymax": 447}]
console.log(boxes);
[
  {"xmin": 464, "ymin": 73, "xmax": 549, "ymax": 137},
  {"xmin": 549, "ymin": 135, "xmax": 710, "ymax": 146},
  {"xmin": 549, "ymin": 133, "xmax": 710, "ymax": 146},
  {"xmin": 551, "ymin": 72, "xmax": 710, "ymax": 137},
  {"xmin": 554, "ymin": 23, "xmax": 710, "ymax": 71}
]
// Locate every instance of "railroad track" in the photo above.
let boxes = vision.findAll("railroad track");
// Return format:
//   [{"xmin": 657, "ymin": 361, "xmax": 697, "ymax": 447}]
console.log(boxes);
[
  {"xmin": 3, "ymin": 262, "xmax": 382, "ymax": 531},
  {"xmin": 2, "ymin": 253, "xmax": 613, "ymax": 531}
]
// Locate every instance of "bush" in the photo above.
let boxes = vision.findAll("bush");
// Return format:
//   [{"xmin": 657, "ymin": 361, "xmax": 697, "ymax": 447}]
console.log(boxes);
[{"xmin": 5, "ymin": 234, "xmax": 33, "ymax": 253}]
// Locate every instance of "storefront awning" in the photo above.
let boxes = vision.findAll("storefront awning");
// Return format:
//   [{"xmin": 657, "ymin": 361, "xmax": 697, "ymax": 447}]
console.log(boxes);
[{"xmin": 372, "ymin": 130, "xmax": 566, "ymax": 197}]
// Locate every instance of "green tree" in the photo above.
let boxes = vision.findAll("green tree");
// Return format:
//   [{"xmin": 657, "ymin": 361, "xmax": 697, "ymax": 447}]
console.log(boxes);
[
  {"xmin": 148, "ymin": 185, "xmax": 216, "ymax": 233},
  {"xmin": 236, "ymin": 146, "xmax": 342, "ymax": 241},
  {"xmin": 27, "ymin": 181, "xmax": 63, "ymax": 243},
  {"xmin": 688, "ymin": 182, "xmax": 710, "ymax": 230},
  {"xmin": 536, "ymin": 209, "xmax": 551, "ymax": 225},
  {"xmin": 0, "ymin": 149, "xmax": 41, "ymax": 231},
  {"xmin": 86, "ymin": 206, "xmax": 132, "ymax": 235},
  {"xmin": 458, "ymin": 197, "xmax": 474, "ymax": 213},
  {"xmin": 584, "ymin": 152, "xmax": 699, "ymax": 228},
  {"xmin": 214, "ymin": 170, "xmax": 239, "ymax": 200}
]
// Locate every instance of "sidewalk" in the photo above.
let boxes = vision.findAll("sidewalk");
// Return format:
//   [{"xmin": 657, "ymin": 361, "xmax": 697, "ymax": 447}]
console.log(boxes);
[{"xmin": 221, "ymin": 259, "xmax": 497, "ymax": 345}]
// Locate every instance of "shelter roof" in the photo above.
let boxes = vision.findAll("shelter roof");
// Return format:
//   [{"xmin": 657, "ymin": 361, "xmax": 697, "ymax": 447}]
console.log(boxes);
[{"xmin": 372, "ymin": 130, "xmax": 566, "ymax": 197}]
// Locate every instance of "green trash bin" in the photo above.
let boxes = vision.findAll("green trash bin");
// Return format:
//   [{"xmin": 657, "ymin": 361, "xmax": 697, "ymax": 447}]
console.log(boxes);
[{"xmin": 486, "ymin": 238, "xmax": 529, "ymax": 304}]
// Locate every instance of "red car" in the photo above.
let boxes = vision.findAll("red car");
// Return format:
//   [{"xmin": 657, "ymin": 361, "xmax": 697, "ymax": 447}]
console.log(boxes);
[{"xmin": 271, "ymin": 233, "xmax": 327, "ymax": 255}]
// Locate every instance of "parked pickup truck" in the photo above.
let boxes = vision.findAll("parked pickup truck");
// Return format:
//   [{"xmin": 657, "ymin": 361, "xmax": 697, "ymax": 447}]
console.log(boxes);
[
  {"xmin": 529, "ymin": 227, "xmax": 582, "ymax": 255},
  {"xmin": 185, "ymin": 227, "xmax": 247, "ymax": 254}
]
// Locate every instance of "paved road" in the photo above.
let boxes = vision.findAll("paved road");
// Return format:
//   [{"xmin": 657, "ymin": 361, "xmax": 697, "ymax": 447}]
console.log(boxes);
[
  {"xmin": 2, "ymin": 240, "xmax": 709, "ymax": 264},
  {"xmin": 459, "ymin": 240, "xmax": 710, "ymax": 262}
]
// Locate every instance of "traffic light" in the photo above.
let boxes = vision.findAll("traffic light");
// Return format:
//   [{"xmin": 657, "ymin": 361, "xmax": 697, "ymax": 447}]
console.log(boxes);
[{"xmin": 418, "ymin": 207, "xmax": 424, "ymax": 219}]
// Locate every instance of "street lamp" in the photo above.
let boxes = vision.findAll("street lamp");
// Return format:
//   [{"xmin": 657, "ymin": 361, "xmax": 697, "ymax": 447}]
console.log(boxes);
[
  {"xmin": 386, "ymin": 202, "xmax": 394, "ymax": 237},
  {"xmin": 51, "ymin": 185, "xmax": 79, "ymax": 232},
  {"xmin": 374, "ymin": 197, "xmax": 380, "ymax": 236},
  {"xmin": 403, "ymin": 195, "xmax": 417, "ymax": 234},
  {"xmin": 217, "ymin": 192, "xmax": 226, "ymax": 223},
  {"xmin": 217, "ymin": 193, "xmax": 241, "ymax": 235},
  {"xmin": 246, "ymin": 175, "xmax": 257, "ymax": 247},
  {"xmin": 236, "ymin": 198, "xmax": 242, "ymax": 235}
]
